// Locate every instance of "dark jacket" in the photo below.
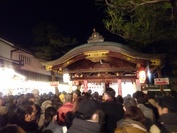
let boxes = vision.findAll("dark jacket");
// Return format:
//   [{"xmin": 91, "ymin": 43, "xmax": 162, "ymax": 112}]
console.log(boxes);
[
  {"xmin": 144, "ymin": 102, "xmax": 159, "ymax": 121},
  {"xmin": 9, "ymin": 116, "xmax": 39, "ymax": 133},
  {"xmin": 101, "ymin": 98, "xmax": 124, "ymax": 133},
  {"xmin": 67, "ymin": 118, "xmax": 101, "ymax": 133},
  {"xmin": 43, "ymin": 121, "xmax": 63, "ymax": 133},
  {"xmin": 157, "ymin": 113, "xmax": 177, "ymax": 133}
]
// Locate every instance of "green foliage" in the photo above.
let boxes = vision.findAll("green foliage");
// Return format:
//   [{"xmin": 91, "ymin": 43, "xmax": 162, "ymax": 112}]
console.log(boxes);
[
  {"xmin": 102, "ymin": 0, "xmax": 177, "ymax": 77},
  {"xmin": 104, "ymin": 0, "xmax": 177, "ymax": 49},
  {"xmin": 31, "ymin": 23, "xmax": 77, "ymax": 61}
]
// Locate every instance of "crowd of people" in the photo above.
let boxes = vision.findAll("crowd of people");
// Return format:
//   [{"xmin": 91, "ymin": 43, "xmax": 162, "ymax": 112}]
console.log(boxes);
[{"xmin": 0, "ymin": 88, "xmax": 177, "ymax": 133}]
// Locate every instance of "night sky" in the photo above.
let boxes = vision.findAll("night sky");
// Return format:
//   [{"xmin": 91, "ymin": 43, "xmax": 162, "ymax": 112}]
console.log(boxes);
[{"xmin": 0, "ymin": 0, "xmax": 124, "ymax": 49}]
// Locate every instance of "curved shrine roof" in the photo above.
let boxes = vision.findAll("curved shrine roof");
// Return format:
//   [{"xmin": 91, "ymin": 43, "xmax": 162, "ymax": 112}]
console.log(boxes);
[{"xmin": 42, "ymin": 41, "xmax": 165, "ymax": 67}]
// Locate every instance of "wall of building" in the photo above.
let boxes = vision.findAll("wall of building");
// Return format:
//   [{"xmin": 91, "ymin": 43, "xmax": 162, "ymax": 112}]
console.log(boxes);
[
  {"xmin": 11, "ymin": 49, "xmax": 51, "ymax": 76},
  {"xmin": 0, "ymin": 38, "xmax": 15, "ymax": 59}
]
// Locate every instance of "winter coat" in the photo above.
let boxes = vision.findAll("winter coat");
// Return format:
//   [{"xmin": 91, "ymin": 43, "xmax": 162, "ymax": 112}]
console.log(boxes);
[
  {"xmin": 57, "ymin": 102, "xmax": 73, "ymax": 124},
  {"xmin": 115, "ymin": 118, "xmax": 148, "ymax": 133},
  {"xmin": 43, "ymin": 121, "xmax": 63, "ymax": 133},
  {"xmin": 158, "ymin": 113, "xmax": 177, "ymax": 133},
  {"xmin": 101, "ymin": 98, "xmax": 124, "ymax": 133},
  {"xmin": 9, "ymin": 115, "xmax": 39, "ymax": 133},
  {"xmin": 67, "ymin": 118, "xmax": 101, "ymax": 133},
  {"xmin": 137, "ymin": 104, "xmax": 155, "ymax": 122}
]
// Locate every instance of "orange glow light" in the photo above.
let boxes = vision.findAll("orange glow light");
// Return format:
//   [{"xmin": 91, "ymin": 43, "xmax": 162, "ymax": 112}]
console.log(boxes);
[{"xmin": 139, "ymin": 70, "xmax": 146, "ymax": 83}]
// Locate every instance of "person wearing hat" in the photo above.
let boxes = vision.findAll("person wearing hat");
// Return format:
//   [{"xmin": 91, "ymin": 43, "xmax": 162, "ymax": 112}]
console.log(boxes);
[
  {"xmin": 101, "ymin": 87, "xmax": 124, "ymax": 133},
  {"xmin": 67, "ymin": 98, "xmax": 104, "ymax": 133}
]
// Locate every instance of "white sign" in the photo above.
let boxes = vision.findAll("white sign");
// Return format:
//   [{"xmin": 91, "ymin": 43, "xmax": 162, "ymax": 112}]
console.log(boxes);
[
  {"xmin": 154, "ymin": 78, "xmax": 169, "ymax": 85},
  {"xmin": 49, "ymin": 81, "xmax": 59, "ymax": 86}
]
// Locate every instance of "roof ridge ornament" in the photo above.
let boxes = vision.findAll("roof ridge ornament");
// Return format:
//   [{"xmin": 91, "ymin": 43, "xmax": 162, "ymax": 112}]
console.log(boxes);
[{"xmin": 87, "ymin": 28, "xmax": 104, "ymax": 43}]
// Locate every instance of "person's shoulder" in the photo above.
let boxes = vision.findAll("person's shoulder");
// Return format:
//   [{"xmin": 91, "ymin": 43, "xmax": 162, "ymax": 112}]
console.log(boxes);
[
  {"xmin": 53, "ymin": 126, "xmax": 63, "ymax": 133},
  {"xmin": 114, "ymin": 127, "xmax": 123, "ymax": 133},
  {"xmin": 44, "ymin": 122, "xmax": 63, "ymax": 133},
  {"xmin": 154, "ymin": 121, "xmax": 169, "ymax": 133},
  {"xmin": 115, "ymin": 126, "xmax": 148, "ymax": 133},
  {"xmin": 149, "ymin": 124, "xmax": 161, "ymax": 133}
]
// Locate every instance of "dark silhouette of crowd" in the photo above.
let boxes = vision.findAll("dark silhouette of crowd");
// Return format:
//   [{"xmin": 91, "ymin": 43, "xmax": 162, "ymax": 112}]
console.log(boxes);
[{"xmin": 0, "ymin": 88, "xmax": 177, "ymax": 133}]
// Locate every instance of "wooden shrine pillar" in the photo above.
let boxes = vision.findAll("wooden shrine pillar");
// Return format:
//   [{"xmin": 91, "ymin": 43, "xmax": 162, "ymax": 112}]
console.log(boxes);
[
  {"xmin": 136, "ymin": 79, "xmax": 141, "ymax": 91},
  {"xmin": 117, "ymin": 79, "xmax": 122, "ymax": 96},
  {"xmin": 83, "ymin": 80, "xmax": 88, "ymax": 92}
]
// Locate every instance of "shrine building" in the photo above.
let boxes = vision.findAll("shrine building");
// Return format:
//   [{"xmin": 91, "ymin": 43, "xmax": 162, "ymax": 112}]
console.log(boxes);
[{"xmin": 42, "ymin": 30, "xmax": 165, "ymax": 97}]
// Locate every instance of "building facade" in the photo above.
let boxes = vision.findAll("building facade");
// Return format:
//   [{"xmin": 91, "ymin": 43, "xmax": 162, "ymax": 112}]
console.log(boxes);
[{"xmin": 0, "ymin": 38, "xmax": 58, "ymax": 95}]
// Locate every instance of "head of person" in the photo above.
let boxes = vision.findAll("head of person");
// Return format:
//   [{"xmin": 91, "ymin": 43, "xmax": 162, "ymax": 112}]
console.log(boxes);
[
  {"xmin": 123, "ymin": 97, "xmax": 137, "ymax": 111},
  {"xmin": 77, "ymin": 98, "xmax": 102, "ymax": 122},
  {"xmin": 41, "ymin": 99, "xmax": 53, "ymax": 114},
  {"xmin": 51, "ymin": 95, "xmax": 62, "ymax": 110},
  {"xmin": 133, "ymin": 91, "xmax": 146, "ymax": 104},
  {"xmin": 124, "ymin": 106, "xmax": 146, "ymax": 123},
  {"xmin": 25, "ymin": 93, "xmax": 35, "ymax": 103},
  {"xmin": 147, "ymin": 91, "xmax": 156, "ymax": 99},
  {"xmin": 103, "ymin": 87, "xmax": 115, "ymax": 101},
  {"xmin": 73, "ymin": 89, "xmax": 81, "ymax": 100},
  {"xmin": 117, "ymin": 95, "xmax": 124, "ymax": 104},
  {"xmin": 156, "ymin": 96, "xmax": 177, "ymax": 115},
  {"xmin": 91, "ymin": 91, "xmax": 100, "ymax": 101},
  {"xmin": 44, "ymin": 107, "xmax": 57, "ymax": 127},
  {"xmin": 64, "ymin": 93, "xmax": 73, "ymax": 103},
  {"xmin": 31, "ymin": 89, "xmax": 39, "ymax": 98},
  {"xmin": 12, "ymin": 100, "xmax": 37, "ymax": 123}
]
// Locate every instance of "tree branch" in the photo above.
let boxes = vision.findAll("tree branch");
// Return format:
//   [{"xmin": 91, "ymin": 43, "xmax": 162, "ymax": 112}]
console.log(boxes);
[
  {"xmin": 105, "ymin": 27, "xmax": 129, "ymax": 42},
  {"xmin": 129, "ymin": 0, "xmax": 170, "ymax": 11},
  {"xmin": 105, "ymin": 0, "xmax": 170, "ymax": 11},
  {"xmin": 105, "ymin": 0, "xmax": 130, "ymax": 9}
]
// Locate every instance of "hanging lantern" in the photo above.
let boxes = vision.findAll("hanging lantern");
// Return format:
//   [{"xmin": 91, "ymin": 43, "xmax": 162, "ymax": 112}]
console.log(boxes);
[{"xmin": 139, "ymin": 70, "xmax": 146, "ymax": 83}]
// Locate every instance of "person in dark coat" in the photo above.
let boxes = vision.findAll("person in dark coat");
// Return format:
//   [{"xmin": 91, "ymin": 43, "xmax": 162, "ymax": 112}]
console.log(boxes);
[
  {"xmin": 43, "ymin": 107, "xmax": 63, "ymax": 133},
  {"xmin": 101, "ymin": 87, "xmax": 124, "ymax": 133},
  {"xmin": 67, "ymin": 98, "xmax": 104, "ymax": 133},
  {"xmin": 155, "ymin": 96, "xmax": 177, "ymax": 133},
  {"xmin": 8, "ymin": 100, "xmax": 39, "ymax": 133},
  {"xmin": 0, "ymin": 124, "xmax": 25, "ymax": 133}
]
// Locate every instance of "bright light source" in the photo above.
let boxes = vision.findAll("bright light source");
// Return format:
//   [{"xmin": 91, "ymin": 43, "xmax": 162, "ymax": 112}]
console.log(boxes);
[
  {"xmin": 147, "ymin": 71, "xmax": 151, "ymax": 78},
  {"xmin": 63, "ymin": 73, "xmax": 70, "ymax": 83},
  {"xmin": 139, "ymin": 70, "xmax": 146, "ymax": 83},
  {"xmin": 0, "ymin": 68, "xmax": 14, "ymax": 79},
  {"xmin": 14, "ymin": 71, "xmax": 26, "ymax": 80},
  {"xmin": 58, "ymin": 84, "xmax": 68, "ymax": 90}
]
